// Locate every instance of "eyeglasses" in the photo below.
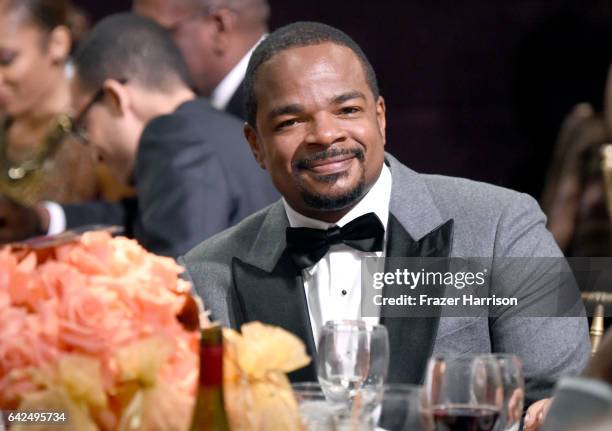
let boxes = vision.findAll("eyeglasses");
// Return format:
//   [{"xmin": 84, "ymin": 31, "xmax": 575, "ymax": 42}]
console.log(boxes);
[{"xmin": 70, "ymin": 78, "xmax": 128, "ymax": 143}]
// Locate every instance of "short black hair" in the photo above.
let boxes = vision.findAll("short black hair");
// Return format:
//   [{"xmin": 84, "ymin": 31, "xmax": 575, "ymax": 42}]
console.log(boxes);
[
  {"xmin": 73, "ymin": 13, "xmax": 192, "ymax": 93},
  {"xmin": 244, "ymin": 21, "xmax": 380, "ymax": 127}
]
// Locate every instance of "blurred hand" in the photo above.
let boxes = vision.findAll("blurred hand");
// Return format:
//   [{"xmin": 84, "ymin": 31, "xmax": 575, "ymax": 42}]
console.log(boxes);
[
  {"xmin": 0, "ymin": 195, "xmax": 45, "ymax": 243},
  {"xmin": 507, "ymin": 387, "xmax": 525, "ymax": 424},
  {"xmin": 524, "ymin": 397, "xmax": 552, "ymax": 431}
]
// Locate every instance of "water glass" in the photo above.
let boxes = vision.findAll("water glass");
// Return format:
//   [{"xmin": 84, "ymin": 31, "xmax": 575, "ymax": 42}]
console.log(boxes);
[{"xmin": 317, "ymin": 320, "xmax": 390, "ymax": 409}]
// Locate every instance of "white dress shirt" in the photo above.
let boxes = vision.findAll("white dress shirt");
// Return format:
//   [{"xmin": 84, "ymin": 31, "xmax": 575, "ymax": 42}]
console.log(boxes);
[
  {"xmin": 42, "ymin": 201, "xmax": 66, "ymax": 235},
  {"xmin": 283, "ymin": 164, "xmax": 392, "ymax": 345},
  {"xmin": 210, "ymin": 35, "xmax": 266, "ymax": 111}
]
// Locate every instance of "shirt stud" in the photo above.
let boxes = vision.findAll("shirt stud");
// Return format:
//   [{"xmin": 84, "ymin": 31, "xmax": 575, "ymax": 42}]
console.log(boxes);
[{"xmin": 341, "ymin": 289, "xmax": 347, "ymax": 296}]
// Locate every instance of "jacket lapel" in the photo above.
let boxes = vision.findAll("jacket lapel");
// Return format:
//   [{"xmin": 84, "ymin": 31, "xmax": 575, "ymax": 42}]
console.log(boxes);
[
  {"xmin": 381, "ymin": 214, "xmax": 453, "ymax": 384},
  {"xmin": 230, "ymin": 202, "xmax": 318, "ymax": 381},
  {"xmin": 382, "ymin": 154, "xmax": 454, "ymax": 384}
]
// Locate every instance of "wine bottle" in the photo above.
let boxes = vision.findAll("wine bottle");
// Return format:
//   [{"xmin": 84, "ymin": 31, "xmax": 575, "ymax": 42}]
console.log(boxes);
[{"xmin": 189, "ymin": 326, "xmax": 231, "ymax": 431}]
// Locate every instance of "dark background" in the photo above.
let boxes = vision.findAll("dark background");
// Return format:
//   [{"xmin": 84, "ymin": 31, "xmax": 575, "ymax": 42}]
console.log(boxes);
[{"xmin": 73, "ymin": 0, "xmax": 612, "ymax": 199}]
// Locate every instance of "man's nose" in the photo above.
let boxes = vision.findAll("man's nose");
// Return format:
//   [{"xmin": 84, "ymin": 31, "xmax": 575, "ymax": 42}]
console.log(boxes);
[{"xmin": 304, "ymin": 113, "xmax": 347, "ymax": 146}]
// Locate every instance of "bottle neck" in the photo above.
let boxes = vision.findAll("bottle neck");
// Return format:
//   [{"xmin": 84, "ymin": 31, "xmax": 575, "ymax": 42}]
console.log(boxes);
[{"xmin": 200, "ymin": 343, "xmax": 224, "ymax": 388}]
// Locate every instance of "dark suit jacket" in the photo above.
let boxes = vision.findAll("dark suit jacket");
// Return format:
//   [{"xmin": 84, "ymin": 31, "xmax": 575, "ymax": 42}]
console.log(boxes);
[
  {"xmin": 63, "ymin": 98, "xmax": 278, "ymax": 257},
  {"xmin": 224, "ymin": 80, "xmax": 245, "ymax": 121}
]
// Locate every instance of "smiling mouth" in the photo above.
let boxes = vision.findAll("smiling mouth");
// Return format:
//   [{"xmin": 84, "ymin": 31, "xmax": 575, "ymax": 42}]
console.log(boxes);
[
  {"xmin": 307, "ymin": 154, "xmax": 356, "ymax": 175},
  {"xmin": 294, "ymin": 148, "xmax": 364, "ymax": 176}
]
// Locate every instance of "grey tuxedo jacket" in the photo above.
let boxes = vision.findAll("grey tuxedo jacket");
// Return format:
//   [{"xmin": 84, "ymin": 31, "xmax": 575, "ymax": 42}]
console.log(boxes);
[{"xmin": 180, "ymin": 153, "xmax": 590, "ymax": 401}]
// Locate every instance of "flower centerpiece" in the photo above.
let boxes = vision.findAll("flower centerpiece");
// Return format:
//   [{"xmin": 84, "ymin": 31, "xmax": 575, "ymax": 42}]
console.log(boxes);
[
  {"xmin": 0, "ymin": 230, "xmax": 312, "ymax": 431},
  {"xmin": 0, "ymin": 231, "xmax": 202, "ymax": 431}
]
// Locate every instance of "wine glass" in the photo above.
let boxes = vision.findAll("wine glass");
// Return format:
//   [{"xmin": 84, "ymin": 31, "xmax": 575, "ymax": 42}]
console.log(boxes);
[
  {"xmin": 316, "ymin": 320, "xmax": 389, "ymax": 410},
  {"xmin": 423, "ymin": 355, "xmax": 504, "ymax": 431},
  {"xmin": 492, "ymin": 354, "xmax": 524, "ymax": 431}
]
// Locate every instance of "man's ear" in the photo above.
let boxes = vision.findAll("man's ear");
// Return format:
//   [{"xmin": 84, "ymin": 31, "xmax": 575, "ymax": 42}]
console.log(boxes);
[
  {"xmin": 101, "ymin": 79, "xmax": 130, "ymax": 117},
  {"xmin": 376, "ymin": 95, "xmax": 387, "ymax": 147},
  {"xmin": 244, "ymin": 123, "xmax": 267, "ymax": 170},
  {"xmin": 47, "ymin": 25, "xmax": 71, "ymax": 64},
  {"xmin": 209, "ymin": 8, "xmax": 237, "ymax": 54}
]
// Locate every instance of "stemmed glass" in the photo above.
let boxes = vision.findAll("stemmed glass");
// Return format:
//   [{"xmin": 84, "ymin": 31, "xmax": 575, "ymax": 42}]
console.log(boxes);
[
  {"xmin": 316, "ymin": 320, "xmax": 390, "ymax": 410},
  {"xmin": 492, "ymin": 354, "xmax": 524, "ymax": 431},
  {"xmin": 423, "ymin": 355, "xmax": 504, "ymax": 431}
]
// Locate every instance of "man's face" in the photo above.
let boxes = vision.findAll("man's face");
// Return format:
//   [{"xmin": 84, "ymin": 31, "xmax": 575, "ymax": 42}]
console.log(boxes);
[
  {"xmin": 70, "ymin": 77, "xmax": 138, "ymax": 183},
  {"xmin": 246, "ymin": 43, "xmax": 386, "ymax": 220},
  {"xmin": 133, "ymin": 0, "xmax": 218, "ymax": 95}
]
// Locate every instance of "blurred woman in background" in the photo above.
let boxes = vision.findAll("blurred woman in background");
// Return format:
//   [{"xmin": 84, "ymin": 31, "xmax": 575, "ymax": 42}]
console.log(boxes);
[
  {"xmin": 541, "ymin": 67, "xmax": 612, "ymax": 257},
  {"xmin": 0, "ymin": 0, "xmax": 126, "ymax": 207}
]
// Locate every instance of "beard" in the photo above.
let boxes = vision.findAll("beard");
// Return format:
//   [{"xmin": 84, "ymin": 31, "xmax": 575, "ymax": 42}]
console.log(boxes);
[{"xmin": 292, "ymin": 147, "xmax": 366, "ymax": 211}]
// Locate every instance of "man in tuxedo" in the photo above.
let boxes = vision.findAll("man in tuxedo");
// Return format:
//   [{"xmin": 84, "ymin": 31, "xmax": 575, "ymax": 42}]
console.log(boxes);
[
  {"xmin": 181, "ymin": 22, "xmax": 591, "ymax": 396},
  {"xmin": 133, "ymin": 0, "xmax": 269, "ymax": 120},
  {"xmin": 0, "ymin": 13, "xmax": 278, "ymax": 257}
]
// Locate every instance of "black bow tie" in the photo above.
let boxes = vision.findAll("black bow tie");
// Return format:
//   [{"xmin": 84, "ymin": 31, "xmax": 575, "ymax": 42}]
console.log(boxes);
[{"xmin": 285, "ymin": 212, "xmax": 385, "ymax": 269}]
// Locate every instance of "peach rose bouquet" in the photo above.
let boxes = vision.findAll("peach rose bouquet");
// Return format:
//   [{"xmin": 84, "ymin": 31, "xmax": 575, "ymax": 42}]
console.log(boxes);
[{"xmin": 0, "ymin": 231, "xmax": 202, "ymax": 431}]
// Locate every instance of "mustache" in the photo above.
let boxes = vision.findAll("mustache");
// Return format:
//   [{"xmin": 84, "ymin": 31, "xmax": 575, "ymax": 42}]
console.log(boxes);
[{"xmin": 293, "ymin": 147, "xmax": 364, "ymax": 170}]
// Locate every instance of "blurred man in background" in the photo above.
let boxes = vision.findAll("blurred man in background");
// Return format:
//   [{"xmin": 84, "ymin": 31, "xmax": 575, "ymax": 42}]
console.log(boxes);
[
  {"xmin": 0, "ymin": 13, "xmax": 278, "ymax": 257},
  {"xmin": 133, "ymin": 0, "xmax": 269, "ymax": 120}
]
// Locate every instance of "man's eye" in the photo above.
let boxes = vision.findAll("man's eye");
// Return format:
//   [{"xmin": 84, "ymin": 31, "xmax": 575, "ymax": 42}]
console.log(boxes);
[
  {"xmin": 275, "ymin": 119, "xmax": 299, "ymax": 130},
  {"xmin": 339, "ymin": 106, "xmax": 360, "ymax": 115}
]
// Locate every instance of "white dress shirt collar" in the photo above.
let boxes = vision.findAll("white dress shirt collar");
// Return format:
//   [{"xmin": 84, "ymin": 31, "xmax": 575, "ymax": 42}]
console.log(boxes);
[
  {"xmin": 210, "ymin": 34, "xmax": 267, "ymax": 111},
  {"xmin": 283, "ymin": 163, "xmax": 392, "ymax": 231}
]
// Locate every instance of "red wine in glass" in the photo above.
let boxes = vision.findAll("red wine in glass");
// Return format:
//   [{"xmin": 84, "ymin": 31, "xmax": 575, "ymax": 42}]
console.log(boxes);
[{"xmin": 432, "ymin": 404, "xmax": 500, "ymax": 431}]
